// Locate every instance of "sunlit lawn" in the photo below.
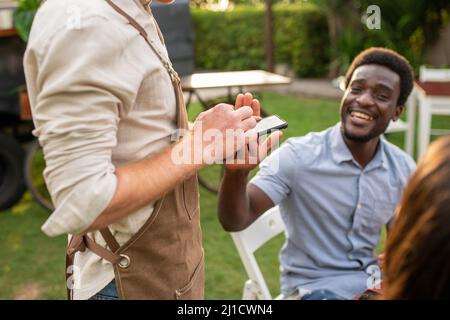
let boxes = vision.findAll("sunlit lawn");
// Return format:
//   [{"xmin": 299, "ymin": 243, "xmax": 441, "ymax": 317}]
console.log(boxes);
[{"xmin": 0, "ymin": 91, "xmax": 449, "ymax": 299}]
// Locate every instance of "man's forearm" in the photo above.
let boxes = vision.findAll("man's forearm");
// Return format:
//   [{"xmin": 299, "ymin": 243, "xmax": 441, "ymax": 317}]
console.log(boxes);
[
  {"xmin": 218, "ymin": 170, "xmax": 254, "ymax": 231},
  {"xmin": 86, "ymin": 133, "xmax": 202, "ymax": 232}
]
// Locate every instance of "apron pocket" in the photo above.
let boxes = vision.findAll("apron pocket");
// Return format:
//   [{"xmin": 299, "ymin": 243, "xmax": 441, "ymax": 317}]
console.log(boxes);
[
  {"xmin": 175, "ymin": 254, "xmax": 204, "ymax": 300},
  {"xmin": 183, "ymin": 174, "xmax": 200, "ymax": 220}
]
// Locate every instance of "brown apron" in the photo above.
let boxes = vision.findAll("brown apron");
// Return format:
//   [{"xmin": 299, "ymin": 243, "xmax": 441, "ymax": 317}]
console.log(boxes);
[{"xmin": 66, "ymin": 0, "xmax": 204, "ymax": 300}]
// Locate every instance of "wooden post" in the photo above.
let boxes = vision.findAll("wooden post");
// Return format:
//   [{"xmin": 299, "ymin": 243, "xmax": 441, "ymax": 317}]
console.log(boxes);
[{"xmin": 264, "ymin": 0, "xmax": 274, "ymax": 72}]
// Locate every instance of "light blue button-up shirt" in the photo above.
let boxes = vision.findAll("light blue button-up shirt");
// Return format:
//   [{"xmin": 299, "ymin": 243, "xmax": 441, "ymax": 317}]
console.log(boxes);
[{"xmin": 250, "ymin": 123, "xmax": 416, "ymax": 299}]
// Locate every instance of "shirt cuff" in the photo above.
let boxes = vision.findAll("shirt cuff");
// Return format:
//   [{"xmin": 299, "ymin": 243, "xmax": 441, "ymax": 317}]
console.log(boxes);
[{"xmin": 41, "ymin": 172, "xmax": 117, "ymax": 237}]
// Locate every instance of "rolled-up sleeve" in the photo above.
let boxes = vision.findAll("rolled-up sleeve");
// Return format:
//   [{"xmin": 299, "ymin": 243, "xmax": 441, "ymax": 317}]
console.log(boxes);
[{"xmin": 26, "ymin": 16, "xmax": 142, "ymax": 236}]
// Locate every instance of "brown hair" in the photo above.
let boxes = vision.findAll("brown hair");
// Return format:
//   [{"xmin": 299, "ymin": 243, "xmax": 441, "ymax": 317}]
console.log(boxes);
[{"xmin": 383, "ymin": 135, "xmax": 450, "ymax": 299}]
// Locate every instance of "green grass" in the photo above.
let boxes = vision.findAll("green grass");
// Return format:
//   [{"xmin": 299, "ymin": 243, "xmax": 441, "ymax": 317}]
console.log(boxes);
[
  {"xmin": 1, "ymin": 91, "xmax": 449, "ymax": 299},
  {"xmin": 0, "ymin": 193, "xmax": 66, "ymax": 299}
]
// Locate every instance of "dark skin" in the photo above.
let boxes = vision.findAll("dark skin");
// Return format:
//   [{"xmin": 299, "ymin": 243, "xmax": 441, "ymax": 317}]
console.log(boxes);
[
  {"xmin": 340, "ymin": 64, "xmax": 402, "ymax": 167},
  {"xmin": 218, "ymin": 64, "xmax": 402, "ymax": 232}
]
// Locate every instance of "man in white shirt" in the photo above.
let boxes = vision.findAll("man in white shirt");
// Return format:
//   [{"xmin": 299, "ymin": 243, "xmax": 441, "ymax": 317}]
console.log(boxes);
[{"xmin": 24, "ymin": 0, "xmax": 265, "ymax": 299}]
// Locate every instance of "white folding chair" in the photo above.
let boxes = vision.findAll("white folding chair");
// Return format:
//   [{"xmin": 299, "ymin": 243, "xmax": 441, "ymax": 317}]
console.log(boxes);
[
  {"xmin": 416, "ymin": 66, "xmax": 450, "ymax": 157},
  {"xmin": 230, "ymin": 206, "xmax": 286, "ymax": 300},
  {"xmin": 385, "ymin": 90, "xmax": 417, "ymax": 156},
  {"xmin": 419, "ymin": 66, "xmax": 450, "ymax": 82}
]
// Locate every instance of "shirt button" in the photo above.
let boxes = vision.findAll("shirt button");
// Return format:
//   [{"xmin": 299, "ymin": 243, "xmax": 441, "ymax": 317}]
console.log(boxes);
[
  {"xmin": 357, "ymin": 203, "xmax": 362, "ymax": 209},
  {"xmin": 348, "ymin": 231, "xmax": 354, "ymax": 236},
  {"xmin": 348, "ymin": 254, "xmax": 354, "ymax": 259}
]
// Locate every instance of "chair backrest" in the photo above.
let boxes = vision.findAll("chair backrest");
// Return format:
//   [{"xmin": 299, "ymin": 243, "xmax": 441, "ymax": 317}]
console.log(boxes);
[
  {"xmin": 230, "ymin": 206, "xmax": 286, "ymax": 300},
  {"xmin": 419, "ymin": 66, "xmax": 450, "ymax": 82}
]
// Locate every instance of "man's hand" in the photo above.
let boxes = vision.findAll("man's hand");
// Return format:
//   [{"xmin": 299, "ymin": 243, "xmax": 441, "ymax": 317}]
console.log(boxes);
[
  {"xmin": 187, "ymin": 101, "xmax": 259, "ymax": 165},
  {"xmin": 225, "ymin": 92, "xmax": 282, "ymax": 172}
]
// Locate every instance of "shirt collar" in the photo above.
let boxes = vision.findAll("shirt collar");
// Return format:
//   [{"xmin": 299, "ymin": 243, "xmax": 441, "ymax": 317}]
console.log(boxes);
[
  {"xmin": 330, "ymin": 123, "xmax": 389, "ymax": 171},
  {"xmin": 365, "ymin": 139, "xmax": 389, "ymax": 171},
  {"xmin": 330, "ymin": 123, "xmax": 354, "ymax": 164},
  {"xmin": 140, "ymin": 0, "xmax": 152, "ymax": 6}
]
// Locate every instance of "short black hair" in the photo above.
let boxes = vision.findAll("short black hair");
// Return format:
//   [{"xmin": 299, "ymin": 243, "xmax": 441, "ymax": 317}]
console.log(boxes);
[{"xmin": 344, "ymin": 47, "xmax": 414, "ymax": 106}]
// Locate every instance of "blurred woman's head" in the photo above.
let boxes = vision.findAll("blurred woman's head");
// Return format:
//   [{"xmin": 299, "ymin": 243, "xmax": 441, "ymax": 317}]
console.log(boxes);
[{"xmin": 383, "ymin": 135, "xmax": 450, "ymax": 299}]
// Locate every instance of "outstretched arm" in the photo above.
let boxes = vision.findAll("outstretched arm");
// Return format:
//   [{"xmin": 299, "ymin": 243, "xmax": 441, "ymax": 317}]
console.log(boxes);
[
  {"xmin": 217, "ymin": 93, "xmax": 281, "ymax": 231},
  {"xmin": 218, "ymin": 171, "xmax": 275, "ymax": 231}
]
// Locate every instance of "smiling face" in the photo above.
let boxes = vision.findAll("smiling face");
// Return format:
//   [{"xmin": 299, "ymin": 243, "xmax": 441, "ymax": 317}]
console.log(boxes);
[{"xmin": 340, "ymin": 64, "xmax": 402, "ymax": 143}]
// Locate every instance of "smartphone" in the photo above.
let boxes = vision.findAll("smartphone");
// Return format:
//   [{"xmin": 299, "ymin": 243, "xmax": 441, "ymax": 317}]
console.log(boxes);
[{"xmin": 252, "ymin": 115, "xmax": 288, "ymax": 136}]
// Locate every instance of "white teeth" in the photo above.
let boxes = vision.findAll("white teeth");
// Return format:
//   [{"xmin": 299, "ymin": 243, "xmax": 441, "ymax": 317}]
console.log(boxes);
[{"xmin": 351, "ymin": 111, "xmax": 373, "ymax": 121}]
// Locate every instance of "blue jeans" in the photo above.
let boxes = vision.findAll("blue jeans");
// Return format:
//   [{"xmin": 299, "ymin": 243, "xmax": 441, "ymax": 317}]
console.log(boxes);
[
  {"xmin": 301, "ymin": 289, "xmax": 346, "ymax": 300},
  {"xmin": 89, "ymin": 280, "xmax": 119, "ymax": 300}
]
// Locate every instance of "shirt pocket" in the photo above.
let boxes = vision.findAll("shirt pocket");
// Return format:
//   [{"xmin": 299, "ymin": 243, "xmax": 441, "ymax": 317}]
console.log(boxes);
[{"xmin": 361, "ymin": 200, "xmax": 396, "ymax": 233}]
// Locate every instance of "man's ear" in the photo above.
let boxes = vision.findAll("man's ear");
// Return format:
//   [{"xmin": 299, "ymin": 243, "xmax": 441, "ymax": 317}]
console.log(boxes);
[{"xmin": 392, "ymin": 105, "xmax": 404, "ymax": 121}]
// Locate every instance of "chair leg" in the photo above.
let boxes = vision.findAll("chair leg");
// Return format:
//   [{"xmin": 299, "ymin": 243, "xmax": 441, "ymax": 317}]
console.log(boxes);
[
  {"xmin": 242, "ymin": 280, "xmax": 261, "ymax": 300},
  {"xmin": 405, "ymin": 94, "xmax": 416, "ymax": 156},
  {"xmin": 418, "ymin": 96, "xmax": 431, "ymax": 159}
]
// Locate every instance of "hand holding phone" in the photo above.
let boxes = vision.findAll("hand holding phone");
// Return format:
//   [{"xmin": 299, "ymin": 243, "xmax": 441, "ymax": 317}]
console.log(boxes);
[{"xmin": 251, "ymin": 115, "xmax": 288, "ymax": 136}]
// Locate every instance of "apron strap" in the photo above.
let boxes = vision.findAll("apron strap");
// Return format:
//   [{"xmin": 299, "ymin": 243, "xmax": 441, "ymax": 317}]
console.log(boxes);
[
  {"xmin": 65, "ymin": 233, "xmax": 122, "ymax": 299},
  {"xmin": 105, "ymin": 0, "xmax": 180, "ymax": 85},
  {"xmin": 104, "ymin": 0, "xmax": 188, "ymax": 131},
  {"xmin": 106, "ymin": 0, "xmax": 148, "ymax": 39},
  {"xmin": 100, "ymin": 227, "xmax": 121, "ymax": 252},
  {"xmin": 67, "ymin": 234, "xmax": 122, "ymax": 265}
]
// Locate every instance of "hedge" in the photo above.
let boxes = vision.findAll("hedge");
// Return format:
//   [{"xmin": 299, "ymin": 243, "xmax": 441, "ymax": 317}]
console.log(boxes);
[{"xmin": 191, "ymin": 4, "xmax": 331, "ymax": 77}]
